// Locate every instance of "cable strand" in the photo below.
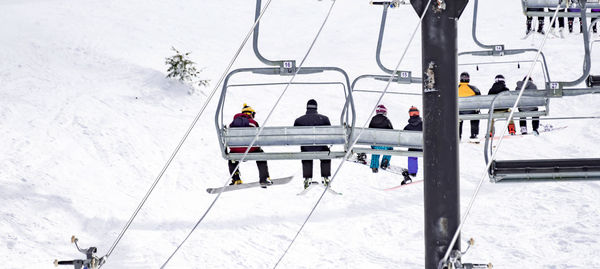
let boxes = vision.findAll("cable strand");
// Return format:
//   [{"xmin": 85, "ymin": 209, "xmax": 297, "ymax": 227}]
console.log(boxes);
[
  {"xmin": 272, "ymin": 2, "xmax": 432, "ymax": 267},
  {"xmin": 160, "ymin": 1, "xmax": 338, "ymax": 268},
  {"xmin": 439, "ymin": 5, "xmax": 562, "ymax": 267},
  {"xmin": 100, "ymin": 0, "xmax": 276, "ymax": 265}
]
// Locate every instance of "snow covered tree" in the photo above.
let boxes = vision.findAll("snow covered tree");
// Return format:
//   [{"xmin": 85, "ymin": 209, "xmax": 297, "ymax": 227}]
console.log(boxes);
[{"xmin": 165, "ymin": 47, "xmax": 209, "ymax": 94}]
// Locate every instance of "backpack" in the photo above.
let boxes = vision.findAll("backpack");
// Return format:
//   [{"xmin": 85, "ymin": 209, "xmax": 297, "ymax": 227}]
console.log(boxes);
[{"xmin": 230, "ymin": 115, "xmax": 250, "ymax": 128}]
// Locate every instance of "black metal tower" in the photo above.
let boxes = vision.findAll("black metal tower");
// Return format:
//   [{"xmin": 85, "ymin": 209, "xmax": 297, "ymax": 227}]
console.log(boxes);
[{"xmin": 409, "ymin": 0, "xmax": 469, "ymax": 268}]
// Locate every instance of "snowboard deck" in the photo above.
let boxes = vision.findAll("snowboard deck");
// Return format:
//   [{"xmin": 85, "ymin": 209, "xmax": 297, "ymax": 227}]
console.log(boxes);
[
  {"xmin": 382, "ymin": 179, "xmax": 424, "ymax": 191},
  {"xmin": 347, "ymin": 158, "xmax": 409, "ymax": 176},
  {"xmin": 206, "ymin": 176, "xmax": 293, "ymax": 194}
]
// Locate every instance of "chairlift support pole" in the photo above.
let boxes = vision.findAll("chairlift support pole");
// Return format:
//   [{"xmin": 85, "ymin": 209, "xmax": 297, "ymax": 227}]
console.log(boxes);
[{"xmin": 410, "ymin": 0, "xmax": 468, "ymax": 268}]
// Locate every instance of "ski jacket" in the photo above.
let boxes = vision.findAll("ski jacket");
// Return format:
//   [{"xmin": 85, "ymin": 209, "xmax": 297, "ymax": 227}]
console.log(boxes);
[
  {"xmin": 403, "ymin": 116, "xmax": 422, "ymax": 131},
  {"xmin": 368, "ymin": 114, "xmax": 393, "ymax": 129},
  {"xmin": 458, "ymin": 82, "xmax": 481, "ymax": 97},
  {"xmin": 228, "ymin": 113, "xmax": 260, "ymax": 153},
  {"xmin": 294, "ymin": 108, "xmax": 331, "ymax": 152},
  {"xmin": 515, "ymin": 80, "xmax": 537, "ymax": 91},
  {"xmin": 488, "ymin": 81, "xmax": 511, "ymax": 112},
  {"xmin": 488, "ymin": 81, "xmax": 509, "ymax": 95},
  {"xmin": 515, "ymin": 80, "xmax": 539, "ymax": 111},
  {"xmin": 403, "ymin": 116, "xmax": 423, "ymax": 152}
]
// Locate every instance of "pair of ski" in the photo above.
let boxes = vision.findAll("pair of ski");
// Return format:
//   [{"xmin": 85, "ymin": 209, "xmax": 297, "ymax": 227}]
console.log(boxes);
[
  {"xmin": 522, "ymin": 29, "xmax": 565, "ymax": 40},
  {"xmin": 489, "ymin": 124, "xmax": 568, "ymax": 141},
  {"xmin": 205, "ymin": 176, "xmax": 342, "ymax": 195},
  {"xmin": 296, "ymin": 181, "xmax": 342, "ymax": 196}
]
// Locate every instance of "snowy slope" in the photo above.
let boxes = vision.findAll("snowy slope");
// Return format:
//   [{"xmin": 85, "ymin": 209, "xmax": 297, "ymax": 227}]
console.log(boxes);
[{"xmin": 1, "ymin": 0, "xmax": 600, "ymax": 268}]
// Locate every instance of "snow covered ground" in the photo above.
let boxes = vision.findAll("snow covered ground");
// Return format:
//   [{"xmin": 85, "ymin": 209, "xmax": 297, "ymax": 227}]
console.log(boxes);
[{"xmin": 1, "ymin": 0, "xmax": 600, "ymax": 268}]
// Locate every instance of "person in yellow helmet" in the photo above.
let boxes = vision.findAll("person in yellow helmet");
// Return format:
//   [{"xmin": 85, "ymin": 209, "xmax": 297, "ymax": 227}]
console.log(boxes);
[
  {"xmin": 227, "ymin": 103, "xmax": 272, "ymax": 188},
  {"xmin": 458, "ymin": 72, "xmax": 481, "ymax": 141}
]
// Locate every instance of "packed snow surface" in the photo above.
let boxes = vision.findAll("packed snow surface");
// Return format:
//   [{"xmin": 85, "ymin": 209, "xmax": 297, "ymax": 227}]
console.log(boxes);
[{"xmin": 1, "ymin": 0, "xmax": 600, "ymax": 268}]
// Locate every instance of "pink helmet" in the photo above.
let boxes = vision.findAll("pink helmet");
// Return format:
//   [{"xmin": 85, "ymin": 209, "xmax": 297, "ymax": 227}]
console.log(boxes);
[{"xmin": 376, "ymin": 104, "xmax": 387, "ymax": 115}]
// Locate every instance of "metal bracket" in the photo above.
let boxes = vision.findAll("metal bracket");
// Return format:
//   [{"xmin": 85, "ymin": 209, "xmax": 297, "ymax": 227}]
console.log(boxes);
[
  {"xmin": 492, "ymin": 45, "xmax": 505, "ymax": 56},
  {"xmin": 395, "ymin": 70, "xmax": 413, "ymax": 84},
  {"xmin": 54, "ymin": 236, "xmax": 104, "ymax": 269},
  {"xmin": 547, "ymin": 81, "xmax": 563, "ymax": 97},
  {"xmin": 278, "ymin": 60, "xmax": 297, "ymax": 75}
]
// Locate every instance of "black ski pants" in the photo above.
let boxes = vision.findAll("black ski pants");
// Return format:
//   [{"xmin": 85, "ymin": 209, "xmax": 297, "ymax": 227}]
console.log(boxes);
[
  {"xmin": 567, "ymin": 8, "xmax": 583, "ymax": 33},
  {"xmin": 526, "ymin": 8, "xmax": 545, "ymax": 31},
  {"xmin": 459, "ymin": 110, "xmax": 480, "ymax": 139},
  {"xmin": 518, "ymin": 107, "xmax": 540, "ymax": 132},
  {"xmin": 592, "ymin": 10, "xmax": 599, "ymax": 32},
  {"xmin": 300, "ymin": 147, "xmax": 331, "ymax": 179},
  {"xmin": 548, "ymin": 8, "xmax": 565, "ymax": 28},
  {"xmin": 227, "ymin": 149, "xmax": 269, "ymax": 181}
]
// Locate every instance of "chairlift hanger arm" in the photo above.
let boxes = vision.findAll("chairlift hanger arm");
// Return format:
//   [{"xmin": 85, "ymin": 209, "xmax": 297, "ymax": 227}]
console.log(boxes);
[
  {"xmin": 370, "ymin": 2, "xmax": 423, "ymax": 83},
  {"xmin": 253, "ymin": 0, "xmax": 277, "ymax": 66},
  {"xmin": 562, "ymin": 5, "xmax": 592, "ymax": 87},
  {"xmin": 471, "ymin": 0, "xmax": 496, "ymax": 49}
]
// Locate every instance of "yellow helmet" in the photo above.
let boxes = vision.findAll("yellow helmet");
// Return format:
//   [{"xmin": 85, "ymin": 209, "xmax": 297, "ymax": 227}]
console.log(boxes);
[{"xmin": 241, "ymin": 103, "xmax": 255, "ymax": 115}]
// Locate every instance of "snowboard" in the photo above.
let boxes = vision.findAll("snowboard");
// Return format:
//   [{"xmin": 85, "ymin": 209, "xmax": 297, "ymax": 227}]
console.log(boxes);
[
  {"xmin": 382, "ymin": 179, "xmax": 424, "ymax": 191},
  {"xmin": 206, "ymin": 176, "xmax": 293, "ymax": 194},
  {"xmin": 348, "ymin": 157, "xmax": 409, "ymax": 176}
]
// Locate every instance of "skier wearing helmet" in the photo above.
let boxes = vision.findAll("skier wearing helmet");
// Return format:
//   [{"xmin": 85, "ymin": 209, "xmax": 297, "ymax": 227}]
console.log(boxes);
[
  {"xmin": 458, "ymin": 72, "xmax": 481, "ymax": 142},
  {"xmin": 367, "ymin": 104, "xmax": 394, "ymax": 173},
  {"xmin": 402, "ymin": 106, "xmax": 423, "ymax": 185},
  {"xmin": 227, "ymin": 103, "xmax": 272, "ymax": 188}
]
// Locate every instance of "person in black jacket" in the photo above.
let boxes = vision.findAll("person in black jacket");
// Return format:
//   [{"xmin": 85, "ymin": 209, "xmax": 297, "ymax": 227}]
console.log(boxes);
[
  {"xmin": 402, "ymin": 106, "xmax": 422, "ymax": 185},
  {"xmin": 368, "ymin": 105, "xmax": 394, "ymax": 173},
  {"xmin": 515, "ymin": 77, "xmax": 540, "ymax": 135},
  {"xmin": 488, "ymin": 75, "xmax": 516, "ymax": 136},
  {"xmin": 294, "ymin": 99, "xmax": 332, "ymax": 189}
]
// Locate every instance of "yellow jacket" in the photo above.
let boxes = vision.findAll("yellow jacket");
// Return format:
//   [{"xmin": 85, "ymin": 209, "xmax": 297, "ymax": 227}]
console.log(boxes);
[{"xmin": 458, "ymin": 82, "xmax": 481, "ymax": 97}]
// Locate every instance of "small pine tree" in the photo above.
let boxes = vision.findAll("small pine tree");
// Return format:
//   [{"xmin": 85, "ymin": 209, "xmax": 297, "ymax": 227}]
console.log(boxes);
[{"xmin": 165, "ymin": 47, "xmax": 209, "ymax": 93}]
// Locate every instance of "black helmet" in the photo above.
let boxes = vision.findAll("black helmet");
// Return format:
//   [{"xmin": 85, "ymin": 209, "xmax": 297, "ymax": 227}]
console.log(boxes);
[{"xmin": 460, "ymin": 72, "xmax": 470, "ymax": 83}]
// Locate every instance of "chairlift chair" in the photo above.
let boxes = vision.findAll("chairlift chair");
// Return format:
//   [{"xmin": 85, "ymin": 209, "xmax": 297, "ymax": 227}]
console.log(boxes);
[
  {"xmin": 521, "ymin": 0, "xmax": 600, "ymax": 18},
  {"xmin": 215, "ymin": 0, "xmax": 357, "ymax": 161},
  {"xmin": 468, "ymin": 0, "xmax": 600, "ymax": 182},
  {"xmin": 342, "ymin": 1, "xmax": 425, "ymax": 157}
]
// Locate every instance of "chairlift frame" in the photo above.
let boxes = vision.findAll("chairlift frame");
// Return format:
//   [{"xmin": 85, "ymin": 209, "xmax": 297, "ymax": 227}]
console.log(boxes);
[
  {"xmin": 343, "ymin": 1, "xmax": 425, "ymax": 157},
  {"xmin": 482, "ymin": 92, "xmax": 600, "ymax": 182},
  {"xmin": 521, "ymin": 0, "xmax": 600, "ymax": 18},
  {"xmin": 216, "ymin": 0, "xmax": 361, "ymax": 161},
  {"xmin": 467, "ymin": 0, "xmax": 600, "ymax": 183},
  {"xmin": 349, "ymin": 1, "xmax": 422, "ymax": 94}
]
